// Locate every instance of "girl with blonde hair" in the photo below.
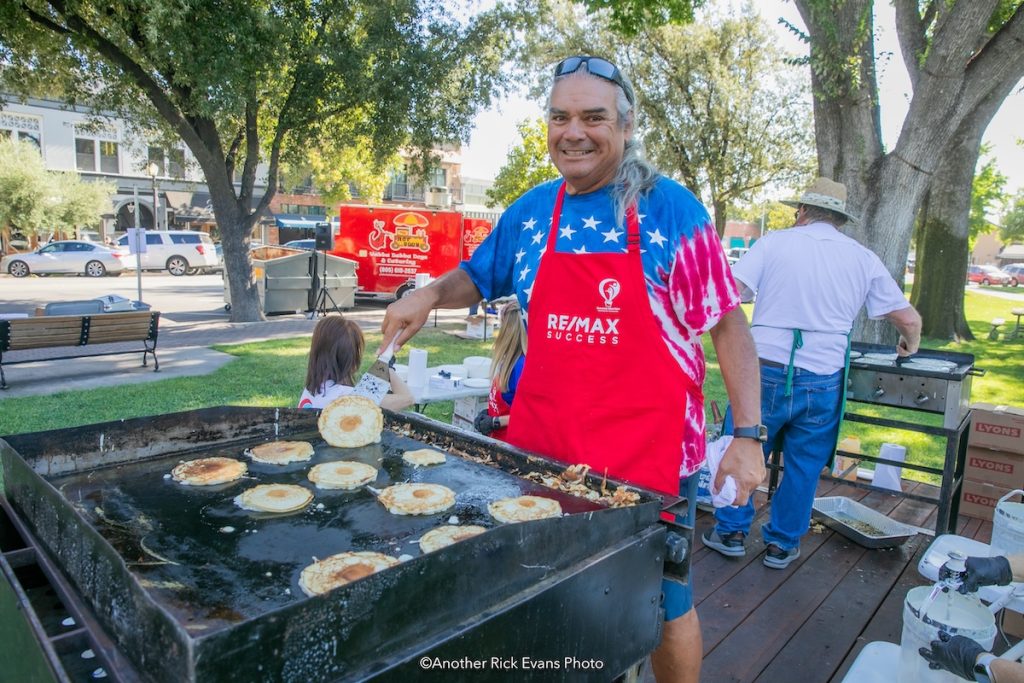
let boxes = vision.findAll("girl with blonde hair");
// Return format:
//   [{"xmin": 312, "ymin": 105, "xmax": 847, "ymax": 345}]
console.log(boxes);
[{"xmin": 474, "ymin": 300, "xmax": 526, "ymax": 440}]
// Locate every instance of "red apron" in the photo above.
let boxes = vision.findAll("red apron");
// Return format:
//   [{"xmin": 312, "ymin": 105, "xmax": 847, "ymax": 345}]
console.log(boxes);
[
  {"xmin": 487, "ymin": 378, "xmax": 512, "ymax": 442},
  {"xmin": 506, "ymin": 183, "xmax": 701, "ymax": 495}
]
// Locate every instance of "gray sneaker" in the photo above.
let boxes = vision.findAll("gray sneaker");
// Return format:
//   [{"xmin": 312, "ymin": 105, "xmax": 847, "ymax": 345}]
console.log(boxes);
[
  {"xmin": 701, "ymin": 529, "xmax": 747, "ymax": 557},
  {"xmin": 763, "ymin": 543, "xmax": 800, "ymax": 569}
]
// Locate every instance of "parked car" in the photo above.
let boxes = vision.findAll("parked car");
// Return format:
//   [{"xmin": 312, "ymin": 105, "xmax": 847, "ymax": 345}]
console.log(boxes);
[
  {"xmin": 115, "ymin": 230, "xmax": 219, "ymax": 276},
  {"xmin": 725, "ymin": 246, "xmax": 749, "ymax": 266},
  {"xmin": 967, "ymin": 264, "xmax": 1013, "ymax": 286},
  {"xmin": 283, "ymin": 239, "xmax": 316, "ymax": 251},
  {"xmin": 1, "ymin": 240, "xmax": 130, "ymax": 278},
  {"xmin": 1002, "ymin": 263, "xmax": 1024, "ymax": 287}
]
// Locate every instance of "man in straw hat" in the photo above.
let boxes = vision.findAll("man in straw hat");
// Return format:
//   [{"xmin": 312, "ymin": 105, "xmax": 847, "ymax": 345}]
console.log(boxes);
[{"xmin": 703, "ymin": 177, "xmax": 921, "ymax": 570}]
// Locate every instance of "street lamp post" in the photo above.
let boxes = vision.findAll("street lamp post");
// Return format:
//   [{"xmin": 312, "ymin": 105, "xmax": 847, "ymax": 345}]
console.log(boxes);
[{"xmin": 147, "ymin": 162, "xmax": 160, "ymax": 231}]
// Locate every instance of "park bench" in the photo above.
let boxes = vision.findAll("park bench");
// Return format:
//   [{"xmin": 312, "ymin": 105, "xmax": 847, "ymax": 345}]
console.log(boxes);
[{"xmin": 0, "ymin": 310, "xmax": 160, "ymax": 389}]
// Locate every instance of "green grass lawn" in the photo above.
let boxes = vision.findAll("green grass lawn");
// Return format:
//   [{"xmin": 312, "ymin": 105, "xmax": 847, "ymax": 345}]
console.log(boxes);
[{"xmin": 2, "ymin": 291, "xmax": 1021, "ymax": 485}]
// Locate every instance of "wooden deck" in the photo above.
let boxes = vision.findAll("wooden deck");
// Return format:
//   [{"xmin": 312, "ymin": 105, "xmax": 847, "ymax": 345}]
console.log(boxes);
[{"xmin": 690, "ymin": 477, "xmax": 994, "ymax": 683}]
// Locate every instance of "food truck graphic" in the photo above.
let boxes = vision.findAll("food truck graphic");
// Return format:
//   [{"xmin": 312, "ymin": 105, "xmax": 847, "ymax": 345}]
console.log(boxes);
[{"xmin": 330, "ymin": 205, "xmax": 494, "ymax": 299}]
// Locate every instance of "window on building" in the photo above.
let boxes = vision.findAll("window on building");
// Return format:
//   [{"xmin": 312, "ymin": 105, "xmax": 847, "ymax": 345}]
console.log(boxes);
[
  {"xmin": 0, "ymin": 112, "xmax": 43, "ymax": 150},
  {"xmin": 147, "ymin": 146, "xmax": 165, "ymax": 176},
  {"xmin": 428, "ymin": 167, "xmax": 447, "ymax": 189},
  {"xmin": 73, "ymin": 123, "xmax": 120, "ymax": 174},
  {"xmin": 76, "ymin": 138, "xmax": 96, "ymax": 171},
  {"xmin": 99, "ymin": 141, "xmax": 119, "ymax": 173}
]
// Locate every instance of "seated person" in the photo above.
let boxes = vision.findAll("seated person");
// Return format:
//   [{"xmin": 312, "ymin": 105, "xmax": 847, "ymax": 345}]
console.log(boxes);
[{"xmin": 299, "ymin": 315, "xmax": 412, "ymax": 411}]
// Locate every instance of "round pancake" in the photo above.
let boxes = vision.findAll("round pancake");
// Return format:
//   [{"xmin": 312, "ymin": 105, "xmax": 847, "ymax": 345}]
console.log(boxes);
[
  {"xmin": 318, "ymin": 395, "xmax": 383, "ymax": 448},
  {"xmin": 419, "ymin": 525, "xmax": 487, "ymax": 553},
  {"xmin": 377, "ymin": 483, "xmax": 456, "ymax": 516},
  {"xmin": 299, "ymin": 551, "xmax": 399, "ymax": 597},
  {"xmin": 171, "ymin": 457, "xmax": 247, "ymax": 486},
  {"xmin": 402, "ymin": 448, "xmax": 446, "ymax": 467},
  {"xmin": 234, "ymin": 484, "xmax": 314, "ymax": 513},
  {"xmin": 245, "ymin": 440, "xmax": 315, "ymax": 465},
  {"xmin": 308, "ymin": 461, "xmax": 378, "ymax": 490},
  {"xmin": 489, "ymin": 495, "xmax": 563, "ymax": 523}
]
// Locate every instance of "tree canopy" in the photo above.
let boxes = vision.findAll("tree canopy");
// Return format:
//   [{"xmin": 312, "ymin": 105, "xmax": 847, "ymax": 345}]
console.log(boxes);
[
  {"xmin": 0, "ymin": 138, "xmax": 114, "ymax": 249},
  {"xmin": 0, "ymin": 0, "xmax": 522, "ymax": 320},
  {"xmin": 486, "ymin": 118, "xmax": 559, "ymax": 208},
  {"xmin": 1003, "ymin": 192, "xmax": 1024, "ymax": 244},
  {"xmin": 523, "ymin": 2, "xmax": 814, "ymax": 234}
]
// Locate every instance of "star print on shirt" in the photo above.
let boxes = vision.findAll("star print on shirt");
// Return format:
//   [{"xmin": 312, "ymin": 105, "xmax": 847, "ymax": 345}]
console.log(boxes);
[
  {"xmin": 559, "ymin": 223, "xmax": 576, "ymax": 240},
  {"xmin": 524, "ymin": 283, "xmax": 534, "ymax": 300},
  {"xmin": 523, "ymin": 217, "xmax": 537, "ymax": 230},
  {"xmin": 531, "ymin": 231, "xmax": 543, "ymax": 245},
  {"xmin": 515, "ymin": 248, "xmax": 526, "ymax": 264},
  {"xmin": 602, "ymin": 226, "xmax": 623, "ymax": 243},
  {"xmin": 518, "ymin": 264, "xmax": 531, "ymax": 282},
  {"xmin": 637, "ymin": 212, "xmax": 646, "ymax": 224},
  {"xmin": 647, "ymin": 228, "xmax": 667, "ymax": 248},
  {"xmin": 572, "ymin": 245, "xmax": 588, "ymax": 254},
  {"xmin": 582, "ymin": 216, "xmax": 601, "ymax": 230}
]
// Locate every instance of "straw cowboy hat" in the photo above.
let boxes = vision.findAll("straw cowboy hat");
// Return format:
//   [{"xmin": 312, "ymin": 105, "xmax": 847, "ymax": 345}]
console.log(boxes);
[{"xmin": 781, "ymin": 177, "xmax": 859, "ymax": 221}]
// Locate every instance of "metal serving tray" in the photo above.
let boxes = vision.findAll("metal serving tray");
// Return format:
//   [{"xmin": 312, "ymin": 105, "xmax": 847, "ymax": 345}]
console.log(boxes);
[{"xmin": 812, "ymin": 496, "xmax": 919, "ymax": 549}]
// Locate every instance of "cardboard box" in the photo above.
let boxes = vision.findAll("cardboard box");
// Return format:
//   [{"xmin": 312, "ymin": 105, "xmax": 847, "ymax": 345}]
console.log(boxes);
[
  {"xmin": 959, "ymin": 478, "xmax": 1015, "ymax": 521},
  {"xmin": 970, "ymin": 403, "xmax": 1024, "ymax": 455},
  {"xmin": 964, "ymin": 446, "xmax": 1024, "ymax": 489},
  {"xmin": 1002, "ymin": 609, "xmax": 1024, "ymax": 640},
  {"xmin": 453, "ymin": 396, "xmax": 488, "ymax": 422},
  {"xmin": 452, "ymin": 413, "xmax": 476, "ymax": 432},
  {"xmin": 465, "ymin": 315, "xmax": 499, "ymax": 340}
]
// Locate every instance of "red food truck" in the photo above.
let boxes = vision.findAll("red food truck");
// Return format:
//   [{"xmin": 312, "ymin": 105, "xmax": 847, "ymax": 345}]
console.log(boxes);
[{"xmin": 329, "ymin": 205, "xmax": 494, "ymax": 299}]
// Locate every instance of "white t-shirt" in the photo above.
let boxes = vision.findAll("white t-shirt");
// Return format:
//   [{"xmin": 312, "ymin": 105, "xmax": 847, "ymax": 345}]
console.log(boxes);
[
  {"xmin": 298, "ymin": 380, "xmax": 355, "ymax": 409},
  {"xmin": 732, "ymin": 222, "xmax": 910, "ymax": 374}
]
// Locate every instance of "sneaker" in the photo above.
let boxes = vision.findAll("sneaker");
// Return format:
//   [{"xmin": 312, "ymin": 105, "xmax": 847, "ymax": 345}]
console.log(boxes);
[
  {"xmin": 763, "ymin": 544, "xmax": 800, "ymax": 569},
  {"xmin": 701, "ymin": 529, "xmax": 747, "ymax": 557}
]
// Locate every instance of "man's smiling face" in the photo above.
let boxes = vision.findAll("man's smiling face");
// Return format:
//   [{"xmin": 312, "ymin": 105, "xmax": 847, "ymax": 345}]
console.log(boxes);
[{"xmin": 547, "ymin": 75, "xmax": 633, "ymax": 195}]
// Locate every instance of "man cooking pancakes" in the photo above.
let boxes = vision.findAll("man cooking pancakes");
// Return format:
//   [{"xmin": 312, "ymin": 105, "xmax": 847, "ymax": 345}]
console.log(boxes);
[{"xmin": 380, "ymin": 56, "xmax": 765, "ymax": 683}]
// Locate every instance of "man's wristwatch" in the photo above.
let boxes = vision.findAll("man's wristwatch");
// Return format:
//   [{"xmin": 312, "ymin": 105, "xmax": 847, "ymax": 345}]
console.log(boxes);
[
  {"xmin": 733, "ymin": 425, "xmax": 768, "ymax": 443},
  {"xmin": 974, "ymin": 653, "xmax": 997, "ymax": 683}
]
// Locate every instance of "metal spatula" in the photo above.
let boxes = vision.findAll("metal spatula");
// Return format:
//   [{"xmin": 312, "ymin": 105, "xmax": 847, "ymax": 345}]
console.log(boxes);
[{"xmin": 352, "ymin": 333, "xmax": 400, "ymax": 405}]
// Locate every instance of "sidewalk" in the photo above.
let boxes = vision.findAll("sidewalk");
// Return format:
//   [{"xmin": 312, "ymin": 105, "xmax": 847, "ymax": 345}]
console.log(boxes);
[{"xmin": 0, "ymin": 308, "xmax": 476, "ymax": 399}]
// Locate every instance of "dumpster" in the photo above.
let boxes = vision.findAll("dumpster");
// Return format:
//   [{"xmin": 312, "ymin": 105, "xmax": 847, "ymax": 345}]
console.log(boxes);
[{"xmin": 224, "ymin": 246, "xmax": 358, "ymax": 314}]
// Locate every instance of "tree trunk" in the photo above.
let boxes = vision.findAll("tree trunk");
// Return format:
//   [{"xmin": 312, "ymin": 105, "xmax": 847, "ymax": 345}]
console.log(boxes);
[
  {"xmin": 712, "ymin": 197, "xmax": 727, "ymax": 238},
  {"xmin": 794, "ymin": 0, "xmax": 1024, "ymax": 344},
  {"xmin": 208, "ymin": 185, "xmax": 264, "ymax": 323},
  {"xmin": 908, "ymin": 91, "xmax": 1010, "ymax": 341}
]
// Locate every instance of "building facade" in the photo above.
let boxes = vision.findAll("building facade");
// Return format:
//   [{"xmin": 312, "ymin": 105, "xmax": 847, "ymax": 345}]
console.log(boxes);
[{"xmin": 2, "ymin": 97, "xmax": 497, "ymax": 246}]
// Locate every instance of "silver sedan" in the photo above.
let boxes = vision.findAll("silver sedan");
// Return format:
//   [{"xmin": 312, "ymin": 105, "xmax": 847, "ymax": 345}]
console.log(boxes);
[{"xmin": 2, "ymin": 240, "xmax": 131, "ymax": 277}]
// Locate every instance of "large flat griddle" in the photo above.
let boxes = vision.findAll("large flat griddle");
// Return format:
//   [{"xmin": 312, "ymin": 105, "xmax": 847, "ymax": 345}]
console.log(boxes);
[
  {"xmin": 1, "ymin": 407, "xmax": 667, "ymax": 682},
  {"xmin": 52, "ymin": 427, "xmax": 607, "ymax": 631}
]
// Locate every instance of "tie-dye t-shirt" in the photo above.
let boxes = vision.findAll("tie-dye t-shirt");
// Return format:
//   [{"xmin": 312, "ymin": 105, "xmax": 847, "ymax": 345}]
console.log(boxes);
[{"xmin": 461, "ymin": 177, "xmax": 740, "ymax": 475}]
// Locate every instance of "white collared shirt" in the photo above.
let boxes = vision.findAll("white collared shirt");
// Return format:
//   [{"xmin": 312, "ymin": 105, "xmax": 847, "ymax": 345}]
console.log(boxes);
[{"xmin": 732, "ymin": 221, "xmax": 910, "ymax": 374}]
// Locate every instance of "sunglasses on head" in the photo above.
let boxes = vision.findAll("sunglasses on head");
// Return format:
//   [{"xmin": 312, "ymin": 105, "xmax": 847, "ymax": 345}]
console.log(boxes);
[{"xmin": 554, "ymin": 56, "xmax": 634, "ymax": 106}]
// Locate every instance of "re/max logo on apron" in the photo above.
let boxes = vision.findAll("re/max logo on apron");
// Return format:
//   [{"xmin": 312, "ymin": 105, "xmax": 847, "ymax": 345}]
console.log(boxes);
[{"xmin": 543, "ymin": 277, "xmax": 623, "ymax": 345}]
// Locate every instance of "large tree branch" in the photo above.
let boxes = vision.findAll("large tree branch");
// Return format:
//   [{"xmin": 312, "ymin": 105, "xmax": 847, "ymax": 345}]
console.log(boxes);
[{"xmin": 893, "ymin": 0, "xmax": 927, "ymax": 87}]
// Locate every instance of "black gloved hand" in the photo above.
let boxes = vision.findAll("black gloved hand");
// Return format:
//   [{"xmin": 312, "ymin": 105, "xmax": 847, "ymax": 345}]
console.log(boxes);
[
  {"xmin": 918, "ymin": 632, "xmax": 985, "ymax": 680},
  {"xmin": 959, "ymin": 555, "xmax": 1013, "ymax": 593},
  {"xmin": 474, "ymin": 409, "xmax": 497, "ymax": 435}
]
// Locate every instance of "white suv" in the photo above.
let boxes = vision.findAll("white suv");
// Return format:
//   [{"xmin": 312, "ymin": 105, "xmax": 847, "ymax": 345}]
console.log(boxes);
[{"xmin": 116, "ymin": 230, "xmax": 219, "ymax": 276}]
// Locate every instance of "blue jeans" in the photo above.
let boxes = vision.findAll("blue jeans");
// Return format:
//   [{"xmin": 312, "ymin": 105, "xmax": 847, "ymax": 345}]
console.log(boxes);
[{"xmin": 713, "ymin": 363, "xmax": 843, "ymax": 551}]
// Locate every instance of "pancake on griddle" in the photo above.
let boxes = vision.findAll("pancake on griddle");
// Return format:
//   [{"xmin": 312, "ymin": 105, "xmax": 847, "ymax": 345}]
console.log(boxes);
[
  {"xmin": 419, "ymin": 525, "xmax": 487, "ymax": 553},
  {"xmin": 489, "ymin": 495, "xmax": 562, "ymax": 523},
  {"xmin": 299, "ymin": 551, "xmax": 399, "ymax": 596},
  {"xmin": 377, "ymin": 483, "xmax": 456, "ymax": 516},
  {"xmin": 402, "ymin": 448, "xmax": 446, "ymax": 467},
  {"xmin": 171, "ymin": 457, "xmax": 247, "ymax": 486},
  {"xmin": 307, "ymin": 461, "xmax": 378, "ymax": 490},
  {"xmin": 234, "ymin": 484, "xmax": 314, "ymax": 513},
  {"xmin": 318, "ymin": 395, "xmax": 383, "ymax": 448},
  {"xmin": 245, "ymin": 440, "xmax": 314, "ymax": 465}
]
